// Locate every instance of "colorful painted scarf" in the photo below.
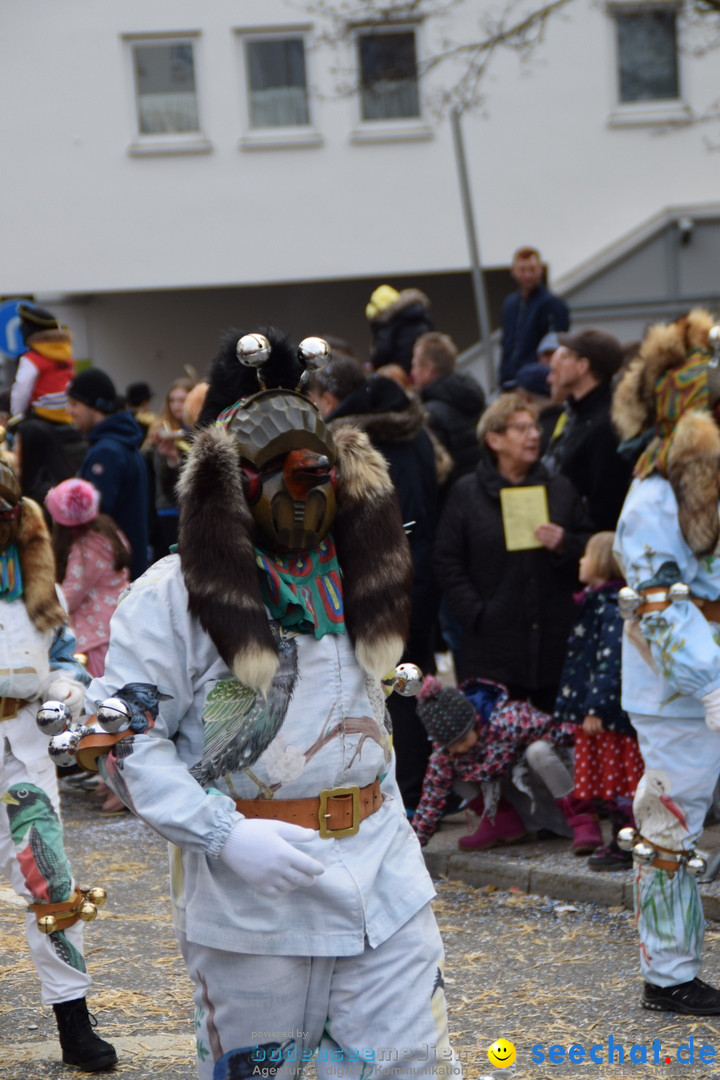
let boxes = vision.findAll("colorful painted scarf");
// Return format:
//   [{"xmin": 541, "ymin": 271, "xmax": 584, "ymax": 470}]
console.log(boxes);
[{"xmin": 255, "ymin": 536, "xmax": 345, "ymax": 638}]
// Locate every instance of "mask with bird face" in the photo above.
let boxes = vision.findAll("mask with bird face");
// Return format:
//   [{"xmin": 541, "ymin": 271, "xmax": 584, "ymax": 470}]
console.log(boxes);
[{"xmin": 223, "ymin": 387, "xmax": 338, "ymax": 553}]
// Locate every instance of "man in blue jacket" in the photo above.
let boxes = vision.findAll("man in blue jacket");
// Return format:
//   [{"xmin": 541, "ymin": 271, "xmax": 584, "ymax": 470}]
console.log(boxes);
[
  {"xmin": 500, "ymin": 247, "xmax": 569, "ymax": 385},
  {"xmin": 66, "ymin": 368, "xmax": 149, "ymax": 579}
]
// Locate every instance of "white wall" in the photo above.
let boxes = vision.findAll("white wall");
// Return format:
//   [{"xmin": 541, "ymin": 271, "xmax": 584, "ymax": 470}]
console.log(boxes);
[{"xmin": 1, "ymin": 0, "xmax": 718, "ymax": 299}]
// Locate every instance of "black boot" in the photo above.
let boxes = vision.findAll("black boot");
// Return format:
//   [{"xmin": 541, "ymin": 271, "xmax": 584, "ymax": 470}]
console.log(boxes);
[{"xmin": 53, "ymin": 997, "xmax": 117, "ymax": 1071}]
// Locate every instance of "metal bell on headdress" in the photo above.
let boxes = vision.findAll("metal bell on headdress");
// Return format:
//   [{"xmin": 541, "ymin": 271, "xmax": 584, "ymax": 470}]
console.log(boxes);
[
  {"xmin": 686, "ymin": 852, "xmax": 708, "ymax": 877},
  {"xmin": 298, "ymin": 337, "xmax": 330, "ymax": 372},
  {"xmin": 47, "ymin": 727, "xmax": 81, "ymax": 767},
  {"xmin": 617, "ymin": 586, "xmax": 640, "ymax": 619},
  {"xmin": 36, "ymin": 700, "xmax": 73, "ymax": 736},
  {"xmin": 236, "ymin": 333, "xmax": 272, "ymax": 368},
  {"xmin": 668, "ymin": 582, "xmax": 691, "ymax": 603},
  {"xmin": 632, "ymin": 841, "xmax": 657, "ymax": 865},
  {"xmin": 616, "ymin": 826, "xmax": 639, "ymax": 851},
  {"xmin": 389, "ymin": 663, "xmax": 424, "ymax": 697},
  {"xmin": 96, "ymin": 697, "xmax": 132, "ymax": 733}
]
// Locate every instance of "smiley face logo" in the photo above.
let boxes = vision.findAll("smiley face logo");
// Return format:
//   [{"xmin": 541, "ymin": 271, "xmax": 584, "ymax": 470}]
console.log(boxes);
[{"xmin": 487, "ymin": 1039, "xmax": 516, "ymax": 1068}]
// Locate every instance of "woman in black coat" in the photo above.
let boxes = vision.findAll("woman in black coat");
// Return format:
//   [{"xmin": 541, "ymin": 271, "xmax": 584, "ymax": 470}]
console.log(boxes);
[{"xmin": 435, "ymin": 392, "xmax": 593, "ymax": 713}]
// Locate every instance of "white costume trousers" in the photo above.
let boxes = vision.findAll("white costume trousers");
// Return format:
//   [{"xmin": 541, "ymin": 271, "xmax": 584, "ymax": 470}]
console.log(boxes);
[
  {"xmin": 179, "ymin": 903, "xmax": 461, "ymax": 1080},
  {"xmin": 630, "ymin": 713, "xmax": 720, "ymax": 986},
  {"xmin": 0, "ymin": 736, "xmax": 91, "ymax": 1005}
]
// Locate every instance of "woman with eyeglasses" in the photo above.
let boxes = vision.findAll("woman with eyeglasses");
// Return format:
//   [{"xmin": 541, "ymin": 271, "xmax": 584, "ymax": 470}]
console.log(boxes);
[{"xmin": 435, "ymin": 392, "xmax": 593, "ymax": 712}]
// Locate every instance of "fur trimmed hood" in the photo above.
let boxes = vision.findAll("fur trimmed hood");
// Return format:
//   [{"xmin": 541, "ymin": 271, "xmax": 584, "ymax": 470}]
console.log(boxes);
[
  {"xmin": 612, "ymin": 308, "xmax": 720, "ymax": 555},
  {"xmin": 178, "ymin": 422, "xmax": 412, "ymax": 694}
]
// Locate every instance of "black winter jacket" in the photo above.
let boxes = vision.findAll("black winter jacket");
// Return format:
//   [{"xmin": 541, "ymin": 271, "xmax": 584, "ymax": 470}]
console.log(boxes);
[
  {"xmin": 420, "ymin": 372, "xmax": 486, "ymax": 483},
  {"xmin": 541, "ymin": 383, "xmax": 632, "ymax": 531},
  {"xmin": 435, "ymin": 458, "xmax": 593, "ymax": 688}
]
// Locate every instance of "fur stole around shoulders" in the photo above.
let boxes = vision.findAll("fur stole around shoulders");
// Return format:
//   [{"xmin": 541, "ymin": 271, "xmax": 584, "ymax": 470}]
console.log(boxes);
[
  {"xmin": 18, "ymin": 498, "xmax": 66, "ymax": 632},
  {"xmin": 178, "ymin": 424, "xmax": 412, "ymax": 695}
]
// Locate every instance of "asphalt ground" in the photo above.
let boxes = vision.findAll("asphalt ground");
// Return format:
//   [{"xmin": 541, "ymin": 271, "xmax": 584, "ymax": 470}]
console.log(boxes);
[{"xmin": 3, "ymin": 784, "xmax": 720, "ymax": 1079}]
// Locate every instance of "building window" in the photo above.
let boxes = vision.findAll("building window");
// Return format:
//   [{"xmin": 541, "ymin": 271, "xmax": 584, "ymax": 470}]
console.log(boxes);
[
  {"xmin": 357, "ymin": 30, "xmax": 420, "ymax": 121},
  {"xmin": 245, "ymin": 37, "xmax": 310, "ymax": 128},
  {"xmin": 615, "ymin": 7, "xmax": 679, "ymax": 102},
  {"xmin": 131, "ymin": 39, "xmax": 200, "ymax": 134}
]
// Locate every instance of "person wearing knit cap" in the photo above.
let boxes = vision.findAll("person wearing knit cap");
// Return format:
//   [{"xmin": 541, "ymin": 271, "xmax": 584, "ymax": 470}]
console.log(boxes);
[
  {"xmin": 45, "ymin": 479, "xmax": 130, "ymax": 682},
  {"xmin": 10, "ymin": 302, "xmax": 76, "ymax": 425},
  {"xmin": 67, "ymin": 370, "xmax": 149, "ymax": 580},
  {"xmin": 612, "ymin": 309, "xmax": 720, "ymax": 1016},
  {"xmin": 412, "ymin": 675, "xmax": 577, "ymax": 851},
  {"xmin": 366, "ymin": 284, "xmax": 433, "ymax": 374}
]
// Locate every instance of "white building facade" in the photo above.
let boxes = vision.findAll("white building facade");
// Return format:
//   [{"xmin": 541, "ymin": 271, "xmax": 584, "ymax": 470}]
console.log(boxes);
[{"xmin": 1, "ymin": 0, "xmax": 718, "ymax": 391}]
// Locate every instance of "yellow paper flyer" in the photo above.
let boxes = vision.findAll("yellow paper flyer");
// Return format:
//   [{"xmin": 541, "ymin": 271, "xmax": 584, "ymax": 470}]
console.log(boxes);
[{"xmin": 499, "ymin": 486, "xmax": 549, "ymax": 551}]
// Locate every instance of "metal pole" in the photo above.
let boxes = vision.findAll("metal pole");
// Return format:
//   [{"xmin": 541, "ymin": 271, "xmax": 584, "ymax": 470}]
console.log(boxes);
[{"xmin": 450, "ymin": 107, "xmax": 495, "ymax": 391}]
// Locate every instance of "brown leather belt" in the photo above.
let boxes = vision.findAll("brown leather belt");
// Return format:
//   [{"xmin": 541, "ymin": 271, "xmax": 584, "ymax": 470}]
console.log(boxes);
[
  {"xmin": 0, "ymin": 696, "xmax": 27, "ymax": 721},
  {"xmin": 235, "ymin": 780, "xmax": 383, "ymax": 839},
  {"xmin": 637, "ymin": 589, "xmax": 720, "ymax": 622}
]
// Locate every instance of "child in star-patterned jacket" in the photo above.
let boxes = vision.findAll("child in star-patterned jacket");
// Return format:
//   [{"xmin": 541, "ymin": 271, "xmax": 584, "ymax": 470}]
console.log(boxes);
[
  {"xmin": 412, "ymin": 675, "xmax": 576, "ymax": 850},
  {"xmin": 554, "ymin": 531, "xmax": 644, "ymax": 870}
]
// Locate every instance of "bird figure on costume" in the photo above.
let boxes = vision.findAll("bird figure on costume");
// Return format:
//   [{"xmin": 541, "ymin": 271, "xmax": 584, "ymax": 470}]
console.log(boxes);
[
  {"xmin": 633, "ymin": 770, "xmax": 690, "ymax": 850},
  {"xmin": 96, "ymin": 682, "xmax": 171, "ymax": 734},
  {"xmin": 1, "ymin": 783, "xmax": 84, "ymax": 971},
  {"xmin": 190, "ymin": 628, "xmax": 299, "ymax": 788}
]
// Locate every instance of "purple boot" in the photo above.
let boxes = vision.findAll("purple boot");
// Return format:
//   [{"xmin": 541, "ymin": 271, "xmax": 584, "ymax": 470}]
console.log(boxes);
[
  {"xmin": 458, "ymin": 796, "xmax": 527, "ymax": 851},
  {"xmin": 556, "ymin": 793, "xmax": 603, "ymax": 856}
]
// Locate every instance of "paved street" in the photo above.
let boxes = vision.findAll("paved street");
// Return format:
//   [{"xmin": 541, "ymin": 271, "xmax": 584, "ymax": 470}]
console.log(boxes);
[{"xmin": 3, "ymin": 784, "xmax": 720, "ymax": 1080}]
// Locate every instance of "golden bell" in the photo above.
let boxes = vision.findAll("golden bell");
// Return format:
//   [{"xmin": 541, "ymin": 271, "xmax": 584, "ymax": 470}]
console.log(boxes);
[
  {"xmin": 38, "ymin": 914, "xmax": 57, "ymax": 934},
  {"xmin": 86, "ymin": 887, "xmax": 107, "ymax": 908},
  {"xmin": 79, "ymin": 902, "xmax": 97, "ymax": 922}
]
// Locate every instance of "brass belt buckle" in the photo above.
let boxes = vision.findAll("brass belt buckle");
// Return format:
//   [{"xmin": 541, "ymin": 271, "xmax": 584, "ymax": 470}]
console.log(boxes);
[{"xmin": 318, "ymin": 786, "xmax": 361, "ymax": 838}]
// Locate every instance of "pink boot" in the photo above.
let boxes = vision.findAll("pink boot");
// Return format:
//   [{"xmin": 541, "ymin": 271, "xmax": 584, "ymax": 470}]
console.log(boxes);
[
  {"xmin": 556, "ymin": 793, "xmax": 603, "ymax": 855},
  {"xmin": 458, "ymin": 797, "xmax": 527, "ymax": 851}
]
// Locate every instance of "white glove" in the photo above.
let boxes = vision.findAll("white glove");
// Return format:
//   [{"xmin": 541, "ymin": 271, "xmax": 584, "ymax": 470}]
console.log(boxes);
[
  {"xmin": 702, "ymin": 688, "xmax": 720, "ymax": 732},
  {"xmin": 44, "ymin": 677, "xmax": 85, "ymax": 722},
  {"xmin": 218, "ymin": 817, "xmax": 325, "ymax": 897}
]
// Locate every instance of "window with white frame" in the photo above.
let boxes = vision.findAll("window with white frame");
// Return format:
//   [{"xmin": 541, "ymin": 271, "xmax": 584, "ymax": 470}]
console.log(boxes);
[
  {"xmin": 357, "ymin": 29, "xmax": 420, "ymax": 121},
  {"xmin": 614, "ymin": 6, "xmax": 679, "ymax": 102},
  {"xmin": 131, "ymin": 38, "xmax": 200, "ymax": 134},
  {"xmin": 245, "ymin": 36, "xmax": 310, "ymax": 128}
]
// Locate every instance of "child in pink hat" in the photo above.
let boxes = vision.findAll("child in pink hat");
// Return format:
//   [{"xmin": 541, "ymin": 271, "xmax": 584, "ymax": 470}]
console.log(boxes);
[{"xmin": 45, "ymin": 478, "xmax": 130, "ymax": 681}]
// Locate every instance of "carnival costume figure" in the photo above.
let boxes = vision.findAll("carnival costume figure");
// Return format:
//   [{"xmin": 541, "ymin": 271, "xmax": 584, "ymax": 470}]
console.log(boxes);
[
  {"xmin": 612, "ymin": 309, "xmax": 720, "ymax": 1014},
  {"xmin": 0, "ymin": 457, "xmax": 116, "ymax": 1070},
  {"xmin": 74, "ymin": 329, "xmax": 460, "ymax": 1079}
]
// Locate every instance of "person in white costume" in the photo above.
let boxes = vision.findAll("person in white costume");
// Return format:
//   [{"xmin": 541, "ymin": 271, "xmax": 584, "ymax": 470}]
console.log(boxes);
[
  {"xmin": 82, "ymin": 329, "xmax": 461, "ymax": 1080},
  {"xmin": 613, "ymin": 309, "xmax": 720, "ymax": 1015},
  {"xmin": 0, "ymin": 456, "xmax": 116, "ymax": 1070}
]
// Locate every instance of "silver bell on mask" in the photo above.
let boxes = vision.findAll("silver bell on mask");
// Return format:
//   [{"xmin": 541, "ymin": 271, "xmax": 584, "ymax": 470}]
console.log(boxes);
[
  {"xmin": 298, "ymin": 337, "xmax": 330, "ymax": 372},
  {"xmin": 236, "ymin": 333, "xmax": 272, "ymax": 369}
]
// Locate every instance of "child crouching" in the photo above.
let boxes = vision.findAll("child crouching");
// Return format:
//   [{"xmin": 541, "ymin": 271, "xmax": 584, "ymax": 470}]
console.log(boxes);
[{"xmin": 412, "ymin": 675, "xmax": 580, "ymax": 849}]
